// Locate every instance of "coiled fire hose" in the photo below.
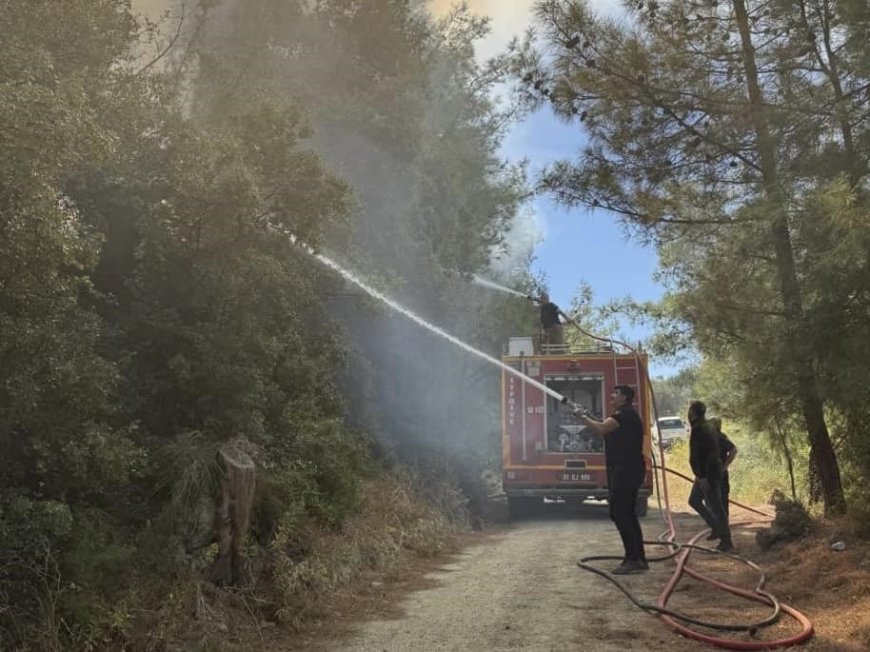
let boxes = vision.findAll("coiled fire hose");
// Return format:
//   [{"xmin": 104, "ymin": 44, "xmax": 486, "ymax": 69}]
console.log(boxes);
[{"xmin": 550, "ymin": 305, "xmax": 815, "ymax": 648}]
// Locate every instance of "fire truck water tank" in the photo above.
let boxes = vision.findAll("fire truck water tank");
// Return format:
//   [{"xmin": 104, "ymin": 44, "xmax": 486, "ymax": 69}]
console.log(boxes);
[{"xmin": 508, "ymin": 337, "xmax": 535, "ymax": 356}]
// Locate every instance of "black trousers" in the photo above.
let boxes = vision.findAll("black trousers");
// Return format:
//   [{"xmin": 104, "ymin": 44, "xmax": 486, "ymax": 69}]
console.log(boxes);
[
  {"xmin": 688, "ymin": 476, "xmax": 731, "ymax": 542},
  {"xmin": 607, "ymin": 464, "xmax": 646, "ymax": 562}
]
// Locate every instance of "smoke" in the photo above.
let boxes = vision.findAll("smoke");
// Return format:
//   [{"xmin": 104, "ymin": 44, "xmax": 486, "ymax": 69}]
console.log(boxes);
[
  {"xmin": 132, "ymin": 0, "xmax": 172, "ymax": 19},
  {"xmin": 429, "ymin": 0, "xmax": 533, "ymax": 60},
  {"xmin": 154, "ymin": 0, "xmax": 546, "ymax": 477},
  {"xmin": 488, "ymin": 205, "xmax": 544, "ymax": 280},
  {"xmin": 423, "ymin": 0, "xmax": 626, "ymax": 281}
]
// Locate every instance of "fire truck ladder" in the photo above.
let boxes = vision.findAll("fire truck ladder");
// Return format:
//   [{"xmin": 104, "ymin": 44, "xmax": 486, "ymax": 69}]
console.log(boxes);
[{"xmin": 611, "ymin": 345, "xmax": 643, "ymax": 415}]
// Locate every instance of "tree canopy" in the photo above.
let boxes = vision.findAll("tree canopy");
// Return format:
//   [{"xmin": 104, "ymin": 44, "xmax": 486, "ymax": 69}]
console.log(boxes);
[
  {"xmin": 0, "ymin": 0, "xmax": 541, "ymax": 646},
  {"xmin": 516, "ymin": 0, "xmax": 870, "ymax": 515}
]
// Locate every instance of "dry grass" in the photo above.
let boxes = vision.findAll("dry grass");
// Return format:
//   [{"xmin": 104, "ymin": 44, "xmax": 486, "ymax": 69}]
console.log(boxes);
[
  {"xmin": 252, "ymin": 508, "xmax": 869, "ymax": 651},
  {"xmin": 652, "ymin": 422, "xmax": 798, "ymax": 508},
  {"xmin": 270, "ymin": 474, "xmax": 464, "ymax": 629},
  {"xmin": 648, "ymin": 430, "xmax": 870, "ymax": 651},
  {"xmin": 107, "ymin": 471, "xmax": 466, "ymax": 651},
  {"xmin": 759, "ymin": 520, "xmax": 870, "ymax": 651}
]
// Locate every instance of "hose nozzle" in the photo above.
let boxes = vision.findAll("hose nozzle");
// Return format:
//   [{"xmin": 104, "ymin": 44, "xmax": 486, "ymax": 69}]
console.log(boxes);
[{"xmin": 560, "ymin": 396, "xmax": 588, "ymax": 416}]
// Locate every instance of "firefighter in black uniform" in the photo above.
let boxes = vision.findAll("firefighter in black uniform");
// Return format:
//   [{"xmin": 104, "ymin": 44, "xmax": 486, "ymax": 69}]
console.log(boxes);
[
  {"xmin": 577, "ymin": 385, "xmax": 648, "ymax": 574},
  {"xmin": 536, "ymin": 292, "xmax": 563, "ymax": 346},
  {"xmin": 689, "ymin": 416, "xmax": 738, "ymax": 536},
  {"xmin": 688, "ymin": 401, "xmax": 734, "ymax": 552}
]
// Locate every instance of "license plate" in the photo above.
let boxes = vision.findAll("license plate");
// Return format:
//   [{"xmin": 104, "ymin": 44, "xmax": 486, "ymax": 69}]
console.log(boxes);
[{"xmin": 561, "ymin": 472, "xmax": 591, "ymax": 482}]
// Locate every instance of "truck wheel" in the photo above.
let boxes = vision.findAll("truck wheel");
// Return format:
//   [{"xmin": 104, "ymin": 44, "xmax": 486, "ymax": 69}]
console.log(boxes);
[
  {"xmin": 635, "ymin": 495, "xmax": 649, "ymax": 518},
  {"xmin": 508, "ymin": 497, "xmax": 540, "ymax": 518}
]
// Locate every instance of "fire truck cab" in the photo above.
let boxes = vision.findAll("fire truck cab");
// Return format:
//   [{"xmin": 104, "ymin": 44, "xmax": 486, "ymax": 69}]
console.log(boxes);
[{"xmin": 501, "ymin": 337, "xmax": 653, "ymax": 517}]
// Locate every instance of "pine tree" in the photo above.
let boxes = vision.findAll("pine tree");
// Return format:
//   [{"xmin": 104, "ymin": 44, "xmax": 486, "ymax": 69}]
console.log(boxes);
[{"xmin": 519, "ymin": 0, "xmax": 870, "ymax": 514}]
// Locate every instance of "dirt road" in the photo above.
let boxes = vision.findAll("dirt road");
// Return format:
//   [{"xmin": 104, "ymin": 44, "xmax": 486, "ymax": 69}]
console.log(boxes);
[{"xmin": 318, "ymin": 504, "xmax": 716, "ymax": 652}]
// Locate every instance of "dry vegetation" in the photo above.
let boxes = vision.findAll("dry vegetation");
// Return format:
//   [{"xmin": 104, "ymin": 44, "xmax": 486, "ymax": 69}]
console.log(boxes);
[
  {"xmin": 271, "ymin": 507, "xmax": 870, "ymax": 652},
  {"xmin": 270, "ymin": 475, "xmax": 462, "ymax": 628},
  {"xmin": 116, "ymin": 474, "xmax": 466, "ymax": 651},
  {"xmin": 108, "ymin": 475, "xmax": 870, "ymax": 652},
  {"xmin": 764, "ymin": 520, "xmax": 870, "ymax": 651},
  {"xmin": 648, "ymin": 429, "xmax": 870, "ymax": 649}
]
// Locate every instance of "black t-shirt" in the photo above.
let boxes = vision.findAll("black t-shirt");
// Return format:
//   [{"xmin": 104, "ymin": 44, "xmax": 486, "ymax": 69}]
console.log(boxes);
[
  {"xmin": 605, "ymin": 406, "xmax": 644, "ymax": 468},
  {"xmin": 689, "ymin": 420, "xmax": 723, "ymax": 480},
  {"xmin": 540, "ymin": 302, "xmax": 561, "ymax": 329},
  {"xmin": 719, "ymin": 431, "xmax": 735, "ymax": 475}
]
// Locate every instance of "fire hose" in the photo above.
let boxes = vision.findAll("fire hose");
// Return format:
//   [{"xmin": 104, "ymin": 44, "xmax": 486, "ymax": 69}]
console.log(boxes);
[{"xmin": 529, "ymin": 297, "xmax": 814, "ymax": 648}]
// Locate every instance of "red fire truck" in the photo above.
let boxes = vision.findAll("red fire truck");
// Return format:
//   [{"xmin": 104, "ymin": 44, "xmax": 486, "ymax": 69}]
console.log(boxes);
[{"xmin": 501, "ymin": 337, "xmax": 653, "ymax": 516}]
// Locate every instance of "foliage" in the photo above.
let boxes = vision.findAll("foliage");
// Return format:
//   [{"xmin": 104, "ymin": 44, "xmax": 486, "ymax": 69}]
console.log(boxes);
[
  {"xmin": 1, "ymin": 0, "xmax": 536, "ymax": 647},
  {"xmin": 655, "ymin": 421, "xmax": 801, "ymax": 509},
  {"xmin": 651, "ymin": 367, "xmax": 697, "ymax": 417},
  {"xmin": 271, "ymin": 473, "xmax": 460, "ymax": 628},
  {"xmin": 189, "ymin": 0, "xmax": 539, "ymax": 473},
  {"xmin": 517, "ymin": 0, "xmax": 870, "ymax": 515}
]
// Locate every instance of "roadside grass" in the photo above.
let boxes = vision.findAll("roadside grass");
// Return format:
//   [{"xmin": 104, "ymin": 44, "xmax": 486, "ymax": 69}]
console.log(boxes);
[
  {"xmin": 107, "ymin": 470, "xmax": 468, "ymax": 650},
  {"xmin": 652, "ymin": 421, "xmax": 803, "ymax": 509},
  {"xmin": 270, "ymin": 472, "xmax": 465, "ymax": 629}
]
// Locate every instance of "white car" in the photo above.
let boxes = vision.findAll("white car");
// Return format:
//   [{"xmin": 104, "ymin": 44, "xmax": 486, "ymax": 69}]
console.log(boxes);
[{"xmin": 656, "ymin": 416, "xmax": 690, "ymax": 449}]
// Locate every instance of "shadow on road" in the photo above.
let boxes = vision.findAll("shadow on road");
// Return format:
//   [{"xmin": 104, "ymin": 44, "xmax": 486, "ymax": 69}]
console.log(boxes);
[{"xmin": 509, "ymin": 499, "xmax": 613, "ymax": 521}]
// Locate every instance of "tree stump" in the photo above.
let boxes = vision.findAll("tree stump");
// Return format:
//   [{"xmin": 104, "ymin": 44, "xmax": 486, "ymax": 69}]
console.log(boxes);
[
  {"xmin": 756, "ymin": 493, "xmax": 811, "ymax": 551},
  {"xmin": 208, "ymin": 442, "xmax": 256, "ymax": 587}
]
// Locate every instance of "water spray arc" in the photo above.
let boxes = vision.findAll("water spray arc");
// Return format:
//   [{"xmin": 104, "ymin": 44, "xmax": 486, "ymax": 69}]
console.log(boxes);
[
  {"xmin": 470, "ymin": 274, "xmax": 529, "ymax": 299},
  {"xmin": 295, "ymin": 246, "xmax": 812, "ymax": 648},
  {"xmin": 472, "ymin": 277, "xmax": 813, "ymax": 649},
  {"xmin": 298, "ymin": 244, "xmax": 816, "ymax": 647},
  {"xmin": 287, "ymin": 237, "xmax": 584, "ymax": 413}
]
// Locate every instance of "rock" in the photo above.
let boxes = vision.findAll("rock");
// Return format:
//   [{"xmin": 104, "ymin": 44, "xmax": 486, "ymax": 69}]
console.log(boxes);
[
  {"xmin": 482, "ymin": 494, "xmax": 510, "ymax": 524},
  {"xmin": 831, "ymin": 541, "xmax": 846, "ymax": 552},
  {"xmin": 756, "ymin": 496, "xmax": 811, "ymax": 551},
  {"xmin": 767, "ymin": 488, "xmax": 788, "ymax": 505}
]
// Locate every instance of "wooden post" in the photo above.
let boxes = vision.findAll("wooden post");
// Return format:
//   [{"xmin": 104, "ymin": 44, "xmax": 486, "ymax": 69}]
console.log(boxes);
[{"xmin": 208, "ymin": 442, "xmax": 256, "ymax": 586}]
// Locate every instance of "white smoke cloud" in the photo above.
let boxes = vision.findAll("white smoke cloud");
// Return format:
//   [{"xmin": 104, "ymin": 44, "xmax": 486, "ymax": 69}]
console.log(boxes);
[
  {"xmin": 488, "ymin": 204, "xmax": 544, "ymax": 279},
  {"xmin": 427, "ymin": 2, "xmax": 621, "ymax": 280},
  {"xmin": 132, "ymin": 0, "xmax": 173, "ymax": 19}
]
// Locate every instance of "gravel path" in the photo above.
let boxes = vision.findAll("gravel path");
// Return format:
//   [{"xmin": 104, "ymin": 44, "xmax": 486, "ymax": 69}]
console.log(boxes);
[{"xmin": 330, "ymin": 505, "xmax": 706, "ymax": 652}]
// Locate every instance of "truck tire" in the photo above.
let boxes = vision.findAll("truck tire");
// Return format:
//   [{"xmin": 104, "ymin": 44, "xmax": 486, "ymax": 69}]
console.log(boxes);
[
  {"xmin": 508, "ymin": 496, "xmax": 540, "ymax": 518},
  {"xmin": 636, "ymin": 495, "xmax": 649, "ymax": 518}
]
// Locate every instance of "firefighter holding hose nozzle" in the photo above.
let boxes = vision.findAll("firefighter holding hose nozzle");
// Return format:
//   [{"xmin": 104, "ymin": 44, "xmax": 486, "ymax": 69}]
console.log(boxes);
[
  {"xmin": 574, "ymin": 385, "xmax": 648, "ymax": 574},
  {"xmin": 527, "ymin": 292, "xmax": 564, "ymax": 347}
]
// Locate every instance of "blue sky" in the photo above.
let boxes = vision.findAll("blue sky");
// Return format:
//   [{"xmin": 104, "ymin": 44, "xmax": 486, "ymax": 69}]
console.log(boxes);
[
  {"xmin": 502, "ymin": 99, "xmax": 677, "ymax": 377},
  {"xmin": 439, "ymin": 0, "xmax": 679, "ymax": 375},
  {"xmin": 501, "ymin": 108, "xmax": 663, "ymax": 321}
]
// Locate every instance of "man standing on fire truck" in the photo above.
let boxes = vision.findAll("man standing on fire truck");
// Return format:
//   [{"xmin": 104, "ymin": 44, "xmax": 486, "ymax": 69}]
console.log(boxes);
[
  {"xmin": 536, "ymin": 292, "xmax": 563, "ymax": 346},
  {"xmin": 576, "ymin": 385, "xmax": 648, "ymax": 574}
]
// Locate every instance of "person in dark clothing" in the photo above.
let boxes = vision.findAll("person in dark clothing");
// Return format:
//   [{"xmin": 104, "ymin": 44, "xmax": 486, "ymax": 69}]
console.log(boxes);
[
  {"xmin": 577, "ymin": 385, "xmax": 648, "ymax": 574},
  {"xmin": 721, "ymin": 431, "xmax": 738, "ymax": 516},
  {"xmin": 688, "ymin": 417, "xmax": 738, "ymax": 535},
  {"xmin": 687, "ymin": 401, "xmax": 733, "ymax": 552},
  {"xmin": 536, "ymin": 292, "xmax": 563, "ymax": 346},
  {"xmin": 713, "ymin": 418, "xmax": 738, "ymax": 516}
]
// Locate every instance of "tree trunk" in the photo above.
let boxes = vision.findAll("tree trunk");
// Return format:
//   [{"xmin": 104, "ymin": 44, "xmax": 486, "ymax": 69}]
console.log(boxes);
[
  {"xmin": 732, "ymin": 0, "xmax": 845, "ymax": 515},
  {"xmin": 209, "ymin": 442, "xmax": 256, "ymax": 586},
  {"xmin": 808, "ymin": 447, "xmax": 823, "ymax": 505},
  {"xmin": 774, "ymin": 419, "xmax": 798, "ymax": 502}
]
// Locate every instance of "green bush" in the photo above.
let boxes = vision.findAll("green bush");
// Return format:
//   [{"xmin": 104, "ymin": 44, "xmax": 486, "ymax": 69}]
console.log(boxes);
[{"xmin": 653, "ymin": 421, "xmax": 804, "ymax": 507}]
